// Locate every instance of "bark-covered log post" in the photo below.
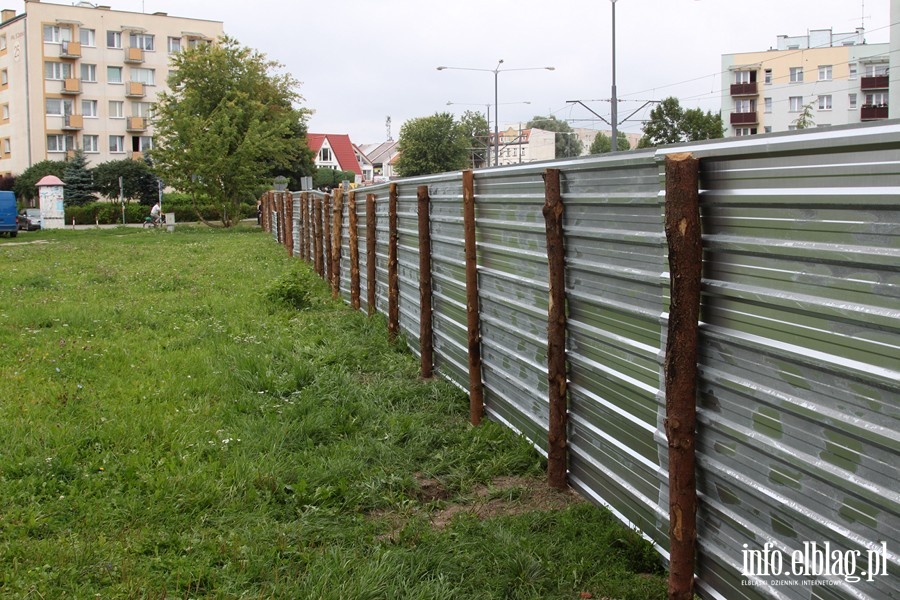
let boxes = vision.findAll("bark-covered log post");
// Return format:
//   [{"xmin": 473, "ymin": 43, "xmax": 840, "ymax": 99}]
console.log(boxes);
[
  {"xmin": 387, "ymin": 183, "xmax": 400, "ymax": 341},
  {"xmin": 349, "ymin": 191, "xmax": 361, "ymax": 311},
  {"xmin": 663, "ymin": 152, "xmax": 701, "ymax": 600},
  {"xmin": 331, "ymin": 188, "xmax": 344, "ymax": 300},
  {"xmin": 313, "ymin": 196, "xmax": 324, "ymax": 277},
  {"xmin": 323, "ymin": 193, "xmax": 332, "ymax": 286},
  {"xmin": 417, "ymin": 185, "xmax": 434, "ymax": 379},
  {"xmin": 366, "ymin": 194, "xmax": 377, "ymax": 316},
  {"xmin": 462, "ymin": 170, "xmax": 484, "ymax": 426},
  {"xmin": 542, "ymin": 168, "xmax": 568, "ymax": 490}
]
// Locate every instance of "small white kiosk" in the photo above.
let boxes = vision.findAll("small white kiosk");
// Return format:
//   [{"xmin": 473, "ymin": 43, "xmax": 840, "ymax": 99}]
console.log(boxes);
[{"xmin": 36, "ymin": 175, "xmax": 66, "ymax": 230}]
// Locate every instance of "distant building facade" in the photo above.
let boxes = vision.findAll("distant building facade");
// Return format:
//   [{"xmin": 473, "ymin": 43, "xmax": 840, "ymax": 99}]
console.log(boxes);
[
  {"xmin": 721, "ymin": 28, "xmax": 890, "ymax": 136},
  {"xmin": 307, "ymin": 133, "xmax": 372, "ymax": 183},
  {"xmin": 0, "ymin": 1, "xmax": 223, "ymax": 176}
]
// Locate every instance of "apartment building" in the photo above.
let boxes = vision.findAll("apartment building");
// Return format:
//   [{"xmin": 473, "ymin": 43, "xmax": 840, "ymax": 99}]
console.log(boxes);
[
  {"xmin": 0, "ymin": 0, "xmax": 223, "ymax": 176},
  {"xmin": 721, "ymin": 28, "xmax": 890, "ymax": 136}
]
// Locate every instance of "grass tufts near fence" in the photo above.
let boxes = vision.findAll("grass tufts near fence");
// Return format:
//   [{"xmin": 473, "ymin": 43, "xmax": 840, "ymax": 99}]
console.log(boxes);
[{"xmin": 0, "ymin": 225, "xmax": 666, "ymax": 599}]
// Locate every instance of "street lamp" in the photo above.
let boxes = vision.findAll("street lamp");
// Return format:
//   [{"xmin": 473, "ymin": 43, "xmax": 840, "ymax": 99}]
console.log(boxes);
[{"xmin": 438, "ymin": 61, "xmax": 554, "ymax": 167}]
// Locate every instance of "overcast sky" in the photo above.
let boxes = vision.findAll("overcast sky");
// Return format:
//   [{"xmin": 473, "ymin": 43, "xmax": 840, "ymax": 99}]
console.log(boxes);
[{"xmin": 15, "ymin": 1, "xmax": 894, "ymax": 143}]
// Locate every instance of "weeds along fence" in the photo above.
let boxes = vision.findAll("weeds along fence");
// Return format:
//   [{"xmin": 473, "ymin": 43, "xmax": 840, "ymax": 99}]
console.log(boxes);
[{"xmin": 262, "ymin": 121, "xmax": 900, "ymax": 600}]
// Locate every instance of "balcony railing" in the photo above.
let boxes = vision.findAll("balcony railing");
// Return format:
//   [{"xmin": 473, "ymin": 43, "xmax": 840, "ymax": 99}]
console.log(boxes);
[
  {"xmin": 131, "ymin": 151, "xmax": 146, "ymax": 161},
  {"xmin": 127, "ymin": 116, "xmax": 147, "ymax": 131},
  {"xmin": 61, "ymin": 78, "xmax": 82, "ymax": 94},
  {"xmin": 860, "ymin": 75, "xmax": 889, "ymax": 90},
  {"xmin": 125, "ymin": 81, "xmax": 145, "ymax": 98},
  {"xmin": 860, "ymin": 105, "xmax": 889, "ymax": 121},
  {"xmin": 63, "ymin": 114, "xmax": 84, "ymax": 130},
  {"xmin": 730, "ymin": 111, "xmax": 758, "ymax": 125},
  {"xmin": 60, "ymin": 41, "xmax": 82, "ymax": 59},
  {"xmin": 124, "ymin": 46, "xmax": 144, "ymax": 64},
  {"xmin": 730, "ymin": 82, "xmax": 758, "ymax": 96}
]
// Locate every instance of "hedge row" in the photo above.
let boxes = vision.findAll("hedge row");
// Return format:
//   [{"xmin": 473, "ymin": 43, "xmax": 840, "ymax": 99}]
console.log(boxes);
[{"xmin": 64, "ymin": 201, "xmax": 257, "ymax": 225}]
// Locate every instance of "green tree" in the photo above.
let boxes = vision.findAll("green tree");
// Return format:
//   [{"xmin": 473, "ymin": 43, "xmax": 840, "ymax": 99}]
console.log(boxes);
[
  {"xmin": 313, "ymin": 168, "xmax": 357, "ymax": 190},
  {"xmin": 93, "ymin": 158, "xmax": 160, "ymax": 205},
  {"xmin": 63, "ymin": 149, "xmax": 95, "ymax": 206},
  {"xmin": 589, "ymin": 131, "xmax": 630, "ymax": 154},
  {"xmin": 14, "ymin": 160, "xmax": 67, "ymax": 203},
  {"xmin": 395, "ymin": 112, "xmax": 469, "ymax": 177},
  {"xmin": 527, "ymin": 115, "xmax": 583, "ymax": 158},
  {"xmin": 638, "ymin": 97, "xmax": 724, "ymax": 148},
  {"xmin": 793, "ymin": 101, "xmax": 815, "ymax": 129},
  {"xmin": 151, "ymin": 36, "xmax": 310, "ymax": 227},
  {"xmin": 271, "ymin": 119, "xmax": 317, "ymax": 192},
  {"xmin": 458, "ymin": 110, "xmax": 490, "ymax": 169}
]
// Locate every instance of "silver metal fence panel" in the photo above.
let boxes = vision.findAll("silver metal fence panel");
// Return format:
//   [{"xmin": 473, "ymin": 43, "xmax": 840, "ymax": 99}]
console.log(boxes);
[
  {"xmin": 473, "ymin": 167, "xmax": 551, "ymax": 450},
  {"xmin": 292, "ymin": 193, "xmax": 301, "ymax": 259},
  {"xmin": 373, "ymin": 189, "xmax": 391, "ymax": 315},
  {"xmin": 559, "ymin": 152, "xmax": 672, "ymax": 551},
  {"xmin": 394, "ymin": 181, "xmax": 422, "ymax": 358},
  {"xmin": 675, "ymin": 123, "xmax": 900, "ymax": 600}
]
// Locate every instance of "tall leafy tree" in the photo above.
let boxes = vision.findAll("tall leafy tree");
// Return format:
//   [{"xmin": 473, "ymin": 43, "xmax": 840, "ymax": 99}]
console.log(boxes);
[
  {"xmin": 638, "ymin": 97, "xmax": 724, "ymax": 148},
  {"xmin": 93, "ymin": 158, "xmax": 160, "ymax": 205},
  {"xmin": 458, "ymin": 110, "xmax": 489, "ymax": 169},
  {"xmin": 14, "ymin": 160, "xmax": 67, "ymax": 203},
  {"xmin": 527, "ymin": 115, "xmax": 583, "ymax": 158},
  {"xmin": 62, "ymin": 150, "xmax": 95, "ymax": 206},
  {"xmin": 395, "ymin": 113, "xmax": 469, "ymax": 177},
  {"xmin": 152, "ymin": 36, "xmax": 310, "ymax": 226},
  {"xmin": 590, "ymin": 131, "xmax": 630, "ymax": 154}
]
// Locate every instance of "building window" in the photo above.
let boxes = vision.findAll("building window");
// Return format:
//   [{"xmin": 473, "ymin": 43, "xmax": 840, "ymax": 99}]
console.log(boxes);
[
  {"xmin": 818, "ymin": 95, "xmax": 832, "ymax": 111},
  {"xmin": 764, "ymin": 69, "xmax": 772, "ymax": 84},
  {"xmin": 80, "ymin": 63, "xmax": 97, "ymax": 83},
  {"xmin": 47, "ymin": 134, "xmax": 75, "ymax": 152},
  {"xmin": 45, "ymin": 98, "xmax": 74, "ymax": 116},
  {"xmin": 0, "ymin": 69, "xmax": 7, "ymax": 86},
  {"xmin": 45, "ymin": 62, "xmax": 73, "ymax": 80},
  {"xmin": 789, "ymin": 67, "xmax": 804, "ymax": 83},
  {"xmin": 79, "ymin": 28, "xmax": 96, "ymax": 47},
  {"xmin": 109, "ymin": 135, "xmax": 125, "ymax": 153},
  {"xmin": 106, "ymin": 30, "xmax": 122, "ymax": 49},
  {"xmin": 734, "ymin": 98, "xmax": 756, "ymax": 113},
  {"xmin": 109, "ymin": 100, "xmax": 124, "ymax": 118},
  {"xmin": 43, "ymin": 25, "xmax": 72, "ymax": 44},
  {"xmin": 734, "ymin": 70, "xmax": 755, "ymax": 84},
  {"xmin": 764, "ymin": 126, "xmax": 772, "ymax": 133},
  {"xmin": 320, "ymin": 148, "xmax": 332, "ymax": 162},
  {"xmin": 864, "ymin": 63, "xmax": 889, "ymax": 77},
  {"xmin": 167, "ymin": 37, "xmax": 182, "ymax": 53},
  {"xmin": 0, "ymin": 35, "xmax": 7, "ymax": 51},
  {"xmin": 1, "ymin": 104, "xmax": 8, "ymax": 120},
  {"xmin": 3, "ymin": 138, "xmax": 10, "ymax": 155},
  {"xmin": 848, "ymin": 93, "xmax": 857, "ymax": 109},
  {"xmin": 134, "ymin": 135, "xmax": 153, "ymax": 152},
  {"xmin": 133, "ymin": 101, "xmax": 153, "ymax": 117},
  {"xmin": 734, "ymin": 128, "xmax": 757, "ymax": 136},
  {"xmin": 107, "ymin": 66, "xmax": 123, "ymax": 84},
  {"xmin": 129, "ymin": 33, "xmax": 155, "ymax": 51},
  {"xmin": 818, "ymin": 65, "xmax": 832, "ymax": 81},
  {"xmin": 83, "ymin": 135, "xmax": 99, "ymax": 153},
  {"xmin": 764, "ymin": 97, "xmax": 772, "ymax": 113},
  {"xmin": 130, "ymin": 68, "xmax": 155, "ymax": 86},
  {"xmin": 865, "ymin": 92, "xmax": 889, "ymax": 107},
  {"xmin": 849, "ymin": 63, "xmax": 858, "ymax": 79},
  {"xmin": 789, "ymin": 96, "xmax": 803, "ymax": 112},
  {"xmin": 82, "ymin": 99, "xmax": 98, "ymax": 117}
]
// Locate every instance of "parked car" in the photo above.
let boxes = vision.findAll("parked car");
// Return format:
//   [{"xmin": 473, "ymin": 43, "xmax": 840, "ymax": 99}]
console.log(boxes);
[{"xmin": 18, "ymin": 208, "xmax": 41, "ymax": 231}]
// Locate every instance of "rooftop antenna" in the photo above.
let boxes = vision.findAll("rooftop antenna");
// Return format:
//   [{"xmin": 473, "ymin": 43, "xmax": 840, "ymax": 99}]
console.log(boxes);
[{"xmin": 386, "ymin": 116, "xmax": 392, "ymax": 141}]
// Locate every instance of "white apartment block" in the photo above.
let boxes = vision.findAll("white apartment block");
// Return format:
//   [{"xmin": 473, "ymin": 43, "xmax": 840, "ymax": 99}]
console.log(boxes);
[
  {"xmin": 721, "ymin": 28, "xmax": 890, "ymax": 136},
  {"xmin": 0, "ymin": 1, "xmax": 223, "ymax": 176}
]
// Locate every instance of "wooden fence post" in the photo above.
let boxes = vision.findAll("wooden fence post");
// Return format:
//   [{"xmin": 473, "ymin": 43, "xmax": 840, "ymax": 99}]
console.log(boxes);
[
  {"xmin": 387, "ymin": 183, "xmax": 400, "ymax": 341},
  {"xmin": 314, "ymin": 196, "xmax": 324, "ymax": 277},
  {"xmin": 349, "ymin": 191, "xmax": 361, "ymax": 310},
  {"xmin": 323, "ymin": 193, "xmax": 332, "ymax": 285},
  {"xmin": 417, "ymin": 185, "xmax": 434, "ymax": 379},
  {"xmin": 663, "ymin": 152, "xmax": 701, "ymax": 600},
  {"xmin": 366, "ymin": 194, "xmax": 377, "ymax": 316},
  {"xmin": 462, "ymin": 171, "xmax": 484, "ymax": 425},
  {"xmin": 331, "ymin": 188, "xmax": 343, "ymax": 300},
  {"xmin": 543, "ymin": 168, "xmax": 568, "ymax": 490}
]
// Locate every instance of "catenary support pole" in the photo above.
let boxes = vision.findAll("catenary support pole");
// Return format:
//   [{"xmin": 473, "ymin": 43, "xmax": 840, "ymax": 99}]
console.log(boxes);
[
  {"xmin": 387, "ymin": 183, "xmax": 400, "ymax": 341},
  {"xmin": 349, "ymin": 191, "xmax": 361, "ymax": 311},
  {"xmin": 663, "ymin": 152, "xmax": 701, "ymax": 600},
  {"xmin": 366, "ymin": 193, "xmax": 377, "ymax": 316},
  {"xmin": 417, "ymin": 185, "xmax": 434, "ymax": 379},
  {"xmin": 542, "ymin": 168, "xmax": 568, "ymax": 490},
  {"xmin": 462, "ymin": 170, "xmax": 484, "ymax": 425}
]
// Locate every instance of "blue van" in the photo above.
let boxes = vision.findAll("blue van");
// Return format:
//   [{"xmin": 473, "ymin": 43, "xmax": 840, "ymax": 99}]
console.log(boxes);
[{"xmin": 0, "ymin": 190, "xmax": 17, "ymax": 237}]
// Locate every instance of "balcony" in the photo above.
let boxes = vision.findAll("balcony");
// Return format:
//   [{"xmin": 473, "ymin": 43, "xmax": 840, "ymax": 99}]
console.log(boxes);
[
  {"xmin": 730, "ymin": 111, "xmax": 758, "ymax": 125},
  {"xmin": 62, "ymin": 114, "xmax": 84, "ymax": 130},
  {"xmin": 60, "ymin": 41, "xmax": 82, "ymax": 59},
  {"xmin": 61, "ymin": 78, "xmax": 82, "ymax": 95},
  {"xmin": 860, "ymin": 105, "xmax": 889, "ymax": 121},
  {"xmin": 730, "ymin": 82, "xmax": 758, "ymax": 96},
  {"xmin": 124, "ymin": 46, "xmax": 144, "ymax": 64},
  {"xmin": 860, "ymin": 75, "xmax": 889, "ymax": 90},
  {"xmin": 131, "ymin": 151, "xmax": 146, "ymax": 161},
  {"xmin": 127, "ymin": 116, "xmax": 147, "ymax": 132},
  {"xmin": 125, "ymin": 81, "xmax": 145, "ymax": 98}
]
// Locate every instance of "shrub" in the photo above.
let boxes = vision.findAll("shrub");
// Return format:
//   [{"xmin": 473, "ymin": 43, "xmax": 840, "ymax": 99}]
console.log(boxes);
[{"xmin": 265, "ymin": 268, "xmax": 328, "ymax": 311}]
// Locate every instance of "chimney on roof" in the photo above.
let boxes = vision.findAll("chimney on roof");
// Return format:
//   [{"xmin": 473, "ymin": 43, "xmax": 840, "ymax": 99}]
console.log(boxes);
[{"xmin": 1, "ymin": 9, "xmax": 15, "ymax": 21}]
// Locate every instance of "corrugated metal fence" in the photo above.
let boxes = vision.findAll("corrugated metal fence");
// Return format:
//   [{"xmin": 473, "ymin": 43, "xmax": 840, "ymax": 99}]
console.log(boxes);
[{"xmin": 263, "ymin": 122, "xmax": 899, "ymax": 600}]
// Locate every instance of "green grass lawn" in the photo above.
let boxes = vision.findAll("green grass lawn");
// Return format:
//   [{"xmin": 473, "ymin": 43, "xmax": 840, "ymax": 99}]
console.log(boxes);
[{"xmin": 0, "ymin": 226, "xmax": 666, "ymax": 599}]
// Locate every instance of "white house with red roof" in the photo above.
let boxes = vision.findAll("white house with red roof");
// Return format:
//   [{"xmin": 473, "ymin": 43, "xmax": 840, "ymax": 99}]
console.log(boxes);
[{"xmin": 307, "ymin": 133, "xmax": 374, "ymax": 183}]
